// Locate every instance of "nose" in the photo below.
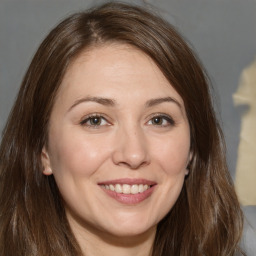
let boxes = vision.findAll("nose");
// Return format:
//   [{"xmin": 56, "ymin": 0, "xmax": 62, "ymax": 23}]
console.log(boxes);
[{"xmin": 112, "ymin": 126, "xmax": 150, "ymax": 170}]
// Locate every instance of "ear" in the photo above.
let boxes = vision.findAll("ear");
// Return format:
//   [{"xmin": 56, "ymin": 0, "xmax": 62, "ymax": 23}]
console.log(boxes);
[
  {"xmin": 185, "ymin": 151, "xmax": 193, "ymax": 175},
  {"xmin": 41, "ymin": 146, "xmax": 53, "ymax": 176}
]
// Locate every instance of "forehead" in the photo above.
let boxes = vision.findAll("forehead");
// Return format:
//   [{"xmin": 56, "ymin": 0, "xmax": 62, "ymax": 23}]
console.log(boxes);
[{"xmin": 57, "ymin": 43, "xmax": 184, "ymax": 108}]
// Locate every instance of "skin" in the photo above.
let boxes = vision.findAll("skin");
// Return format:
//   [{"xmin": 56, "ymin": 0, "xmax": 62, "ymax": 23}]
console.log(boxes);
[{"xmin": 41, "ymin": 44, "xmax": 191, "ymax": 256}]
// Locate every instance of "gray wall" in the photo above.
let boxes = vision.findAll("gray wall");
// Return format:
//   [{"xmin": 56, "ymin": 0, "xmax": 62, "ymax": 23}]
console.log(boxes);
[{"xmin": 1, "ymin": 0, "xmax": 256, "ymax": 253}]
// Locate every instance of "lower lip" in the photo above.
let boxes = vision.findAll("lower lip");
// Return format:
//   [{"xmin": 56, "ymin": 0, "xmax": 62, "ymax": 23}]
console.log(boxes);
[{"xmin": 101, "ymin": 186, "xmax": 156, "ymax": 205}]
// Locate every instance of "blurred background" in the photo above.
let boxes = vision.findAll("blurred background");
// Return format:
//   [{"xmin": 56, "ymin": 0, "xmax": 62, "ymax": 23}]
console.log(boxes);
[{"xmin": 0, "ymin": 0, "xmax": 255, "ymax": 254}]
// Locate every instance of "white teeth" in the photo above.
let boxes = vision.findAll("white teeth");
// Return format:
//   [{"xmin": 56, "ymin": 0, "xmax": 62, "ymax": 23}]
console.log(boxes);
[
  {"xmin": 144, "ymin": 185, "xmax": 149, "ymax": 191},
  {"xmin": 122, "ymin": 184, "xmax": 131, "ymax": 194},
  {"xmin": 102, "ymin": 184, "xmax": 151, "ymax": 194},
  {"xmin": 131, "ymin": 184, "xmax": 138, "ymax": 194},
  {"xmin": 115, "ymin": 184, "xmax": 122, "ymax": 193},
  {"xmin": 138, "ymin": 184, "xmax": 144, "ymax": 193}
]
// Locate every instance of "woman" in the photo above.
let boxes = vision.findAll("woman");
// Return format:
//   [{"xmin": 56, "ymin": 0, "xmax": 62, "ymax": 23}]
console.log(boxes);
[{"xmin": 0, "ymin": 2, "xmax": 245, "ymax": 255}]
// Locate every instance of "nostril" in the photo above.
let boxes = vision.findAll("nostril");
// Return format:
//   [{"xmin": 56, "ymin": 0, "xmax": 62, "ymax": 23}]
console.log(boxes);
[
  {"xmin": 112, "ymin": 149, "xmax": 150, "ymax": 169},
  {"xmin": 111, "ymin": 131, "xmax": 150, "ymax": 169}
]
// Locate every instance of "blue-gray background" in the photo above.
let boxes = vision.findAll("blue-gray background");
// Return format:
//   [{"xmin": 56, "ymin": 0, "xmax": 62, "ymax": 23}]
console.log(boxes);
[{"xmin": 0, "ymin": 0, "xmax": 255, "ymax": 254}]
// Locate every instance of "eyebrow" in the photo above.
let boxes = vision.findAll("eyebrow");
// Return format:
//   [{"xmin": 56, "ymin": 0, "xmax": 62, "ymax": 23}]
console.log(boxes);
[
  {"xmin": 68, "ymin": 96, "xmax": 116, "ymax": 111},
  {"xmin": 145, "ymin": 97, "xmax": 182, "ymax": 109},
  {"xmin": 68, "ymin": 96, "xmax": 181, "ymax": 112}
]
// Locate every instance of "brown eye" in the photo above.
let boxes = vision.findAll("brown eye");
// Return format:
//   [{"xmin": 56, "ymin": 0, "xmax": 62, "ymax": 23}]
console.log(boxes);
[
  {"xmin": 80, "ymin": 115, "xmax": 109, "ymax": 127},
  {"xmin": 89, "ymin": 117, "xmax": 102, "ymax": 125},
  {"xmin": 148, "ymin": 115, "xmax": 175, "ymax": 126},
  {"xmin": 152, "ymin": 116, "xmax": 163, "ymax": 125}
]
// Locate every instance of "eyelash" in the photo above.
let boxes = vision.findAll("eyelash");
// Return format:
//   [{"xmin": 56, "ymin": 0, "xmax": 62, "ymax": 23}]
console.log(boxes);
[
  {"xmin": 80, "ymin": 114, "xmax": 109, "ymax": 128},
  {"xmin": 147, "ymin": 114, "xmax": 175, "ymax": 127},
  {"xmin": 80, "ymin": 113, "xmax": 175, "ymax": 128}
]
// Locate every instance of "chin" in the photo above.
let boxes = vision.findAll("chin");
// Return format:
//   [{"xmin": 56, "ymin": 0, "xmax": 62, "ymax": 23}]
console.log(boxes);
[
  {"xmin": 97, "ymin": 213, "xmax": 157, "ymax": 238},
  {"xmin": 99, "ymin": 223, "xmax": 157, "ymax": 244},
  {"xmin": 109, "ymin": 226, "xmax": 151, "ymax": 237}
]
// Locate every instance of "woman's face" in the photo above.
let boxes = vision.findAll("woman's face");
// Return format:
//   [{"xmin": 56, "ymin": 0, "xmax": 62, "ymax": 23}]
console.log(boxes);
[{"xmin": 42, "ymin": 44, "xmax": 191, "ymax": 238}]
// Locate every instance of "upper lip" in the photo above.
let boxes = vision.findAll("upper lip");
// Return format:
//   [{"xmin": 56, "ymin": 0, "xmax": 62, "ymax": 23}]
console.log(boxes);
[{"xmin": 98, "ymin": 178, "xmax": 156, "ymax": 186}]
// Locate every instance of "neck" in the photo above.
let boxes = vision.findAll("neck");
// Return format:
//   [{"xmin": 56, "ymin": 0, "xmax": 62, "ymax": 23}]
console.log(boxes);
[{"xmin": 69, "ymin": 217, "xmax": 156, "ymax": 256}]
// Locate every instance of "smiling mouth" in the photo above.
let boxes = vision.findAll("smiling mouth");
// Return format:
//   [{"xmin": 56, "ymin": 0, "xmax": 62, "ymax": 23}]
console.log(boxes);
[
  {"xmin": 98, "ymin": 179, "xmax": 156, "ymax": 204},
  {"xmin": 100, "ymin": 184, "xmax": 152, "ymax": 195}
]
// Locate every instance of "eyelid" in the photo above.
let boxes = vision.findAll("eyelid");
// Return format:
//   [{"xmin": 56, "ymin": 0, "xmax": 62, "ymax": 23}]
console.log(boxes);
[
  {"xmin": 79, "ymin": 112, "xmax": 175, "ymax": 128},
  {"xmin": 146, "ymin": 113, "xmax": 175, "ymax": 126},
  {"xmin": 80, "ymin": 113, "xmax": 112, "ymax": 127}
]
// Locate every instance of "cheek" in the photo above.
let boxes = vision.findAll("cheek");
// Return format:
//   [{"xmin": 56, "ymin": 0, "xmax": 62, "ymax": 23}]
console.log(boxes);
[
  {"xmin": 48, "ymin": 129, "xmax": 111, "ymax": 179},
  {"xmin": 149, "ymin": 132, "xmax": 190, "ymax": 218},
  {"xmin": 151, "ymin": 132, "xmax": 190, "ymax": 176}
]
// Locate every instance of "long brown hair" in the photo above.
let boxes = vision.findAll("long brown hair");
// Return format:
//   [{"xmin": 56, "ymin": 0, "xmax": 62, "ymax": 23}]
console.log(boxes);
[{"xmin": 0, "ymin": 2, "xmax": 244, "ymax": 255}]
